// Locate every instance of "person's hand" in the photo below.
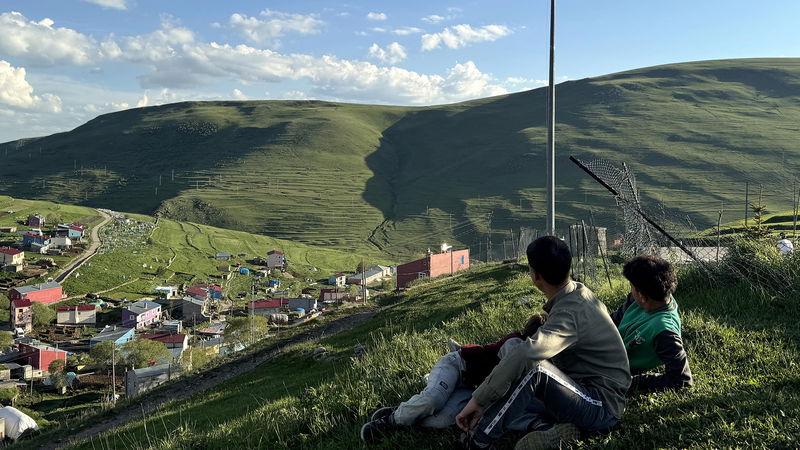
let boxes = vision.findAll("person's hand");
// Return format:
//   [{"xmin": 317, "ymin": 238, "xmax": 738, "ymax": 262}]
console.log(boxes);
[{"xmin": 456, "ymin": 397, "xmax": 484, "ymax": 435}]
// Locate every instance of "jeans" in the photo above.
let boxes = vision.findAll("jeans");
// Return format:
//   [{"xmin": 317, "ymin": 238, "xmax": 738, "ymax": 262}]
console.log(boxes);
[{"xmin": 473, "ymin": 359, "xmax": 619, "ymax": 444}]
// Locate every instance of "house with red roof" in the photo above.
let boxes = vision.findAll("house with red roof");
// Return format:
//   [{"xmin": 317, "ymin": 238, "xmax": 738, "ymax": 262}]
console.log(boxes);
[
  {"xmin": 140, "ymin": 333, "xmax": 189, "ymax": 358},
  {"xmin": 10, "ymin": 298, "xmax": 32, "ymax": 332},
  {"xmin": 266, "ymin": 250, "xmax": 286, "ymax": 269},
  {"xmin": 57, "ymin": 304, "xmax": 97, "ymax": 326},
  {"xmin": 328, "ymin": 273, "xmax": 347, "ymax": 287},
  {"xmin": 0, "ymin": 247, "xmax": 23, "ymax": 267},
  {"xmin": 247, "ymin": 298, "xmax": 288, "ymax": 317}
]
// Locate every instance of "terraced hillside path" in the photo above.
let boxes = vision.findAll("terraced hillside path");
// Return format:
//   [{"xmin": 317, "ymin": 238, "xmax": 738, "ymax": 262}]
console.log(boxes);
[{"xmin": 44, "ymin": 308, "xmax": 378, "ymax": 450}]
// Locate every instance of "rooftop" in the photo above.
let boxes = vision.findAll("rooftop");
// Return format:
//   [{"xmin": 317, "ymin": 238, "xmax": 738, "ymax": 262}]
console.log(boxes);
[
  {"xmin": 92, "ymin": 325, "xmax": 134, "ymax": 342},
  {"xmin": 12, "ymin": 282, "xmax": 62, "ymax": 295},
  {"xmin": 140, "ymin": 333, "xmax": 187, "ymax": 344},
  {"xmin": 125, "ymin": 300, "xmax": 161, "ymax": 315},
  {"xmin": 0, "ymin": 247, "xmax": 22, "ymax": 256},
  {"xmin": 57, "ymin": 304, "xmax": 96, "ymax": 312}
]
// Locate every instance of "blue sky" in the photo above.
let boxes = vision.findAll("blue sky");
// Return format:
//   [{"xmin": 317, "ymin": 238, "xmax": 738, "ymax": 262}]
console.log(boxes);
[{"xmin": 0, "ymin": 0, "xmax": 799, "ymax": 142}]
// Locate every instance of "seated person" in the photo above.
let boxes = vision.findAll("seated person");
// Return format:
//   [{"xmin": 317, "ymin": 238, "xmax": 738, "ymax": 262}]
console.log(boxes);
[
  {"xmin": 360, "ymin": 313, "xmax": 548, "ymax": 444},
  {"xmin": 611, "ymin": 255, "xmax": 693, "ymax": 392}
]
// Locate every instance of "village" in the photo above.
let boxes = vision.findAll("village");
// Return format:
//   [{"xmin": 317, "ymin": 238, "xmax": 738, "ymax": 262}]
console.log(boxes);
[{"xmin": 0, "ymin": 210, "xmax": 475, "ymax": 438}]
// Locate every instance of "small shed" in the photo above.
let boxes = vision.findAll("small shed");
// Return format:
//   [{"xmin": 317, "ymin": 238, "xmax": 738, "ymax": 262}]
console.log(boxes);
[{"xmin": 215, "ymin": 252, "xmax": 232, "ymax": 261}]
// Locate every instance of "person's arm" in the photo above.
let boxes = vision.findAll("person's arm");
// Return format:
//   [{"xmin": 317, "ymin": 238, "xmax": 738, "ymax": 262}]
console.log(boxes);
[
  {"xmin": 610, "ymin": 294, "xmax": 635, "ymax": 326},
  {"xmin": 630, "ymin": 330, "xmax": 693, "ymax": 393},
  {"xmin": 471, "ymin": 309, "xmax": 577, "ymax": 407}
]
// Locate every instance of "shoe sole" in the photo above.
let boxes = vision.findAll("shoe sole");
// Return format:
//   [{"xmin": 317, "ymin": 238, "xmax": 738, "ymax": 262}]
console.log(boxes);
[
  {"xmin": 514, "ymin": 423, "xmax": 580, "ymax": 450},
  {"xmin": 370, "ymin": 406, "xmax": 396, "ymax": 421}
]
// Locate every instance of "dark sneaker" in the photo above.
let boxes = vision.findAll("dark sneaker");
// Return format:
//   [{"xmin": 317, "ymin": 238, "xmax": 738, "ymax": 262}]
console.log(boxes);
[
  {"xmin": 360, "ymin": 413, "xmax": 399, "ymax": 444},
  {"xmin": 455, "ymin": 431, "xmax": 495, "ymax": 449},
  {"xmin": 514, "ymin": 423, "xmax": 580, "ymax": 450},
  {"xmin": 370, "ymin": 406, "xmax": 397, "ymax": 421}
]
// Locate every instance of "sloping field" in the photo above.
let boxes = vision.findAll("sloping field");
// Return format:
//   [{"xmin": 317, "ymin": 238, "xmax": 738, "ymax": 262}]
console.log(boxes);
[
  {"xmin": 2, "ymin": 58, "xmax": 800, "ymax": 258},
  {"xmin": 29, "ymin": 256, "xmax": 798, "ymax": 449}
]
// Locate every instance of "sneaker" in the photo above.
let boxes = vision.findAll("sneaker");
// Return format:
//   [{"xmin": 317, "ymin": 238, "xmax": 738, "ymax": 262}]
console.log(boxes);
[
  {"xmin": 514, "ymin": 423, "xmax": 580, "ymax": 450},
  {"xmin": 447, "ymin": 338, "xmax": 462, "ymax": 353},
  {"xmin": 360, "ymin": 413, "xmax": 399, "ymax": 444},
  {"xmin": 370, "ymin": 406, "xmax": 397, "ymax": 422}
]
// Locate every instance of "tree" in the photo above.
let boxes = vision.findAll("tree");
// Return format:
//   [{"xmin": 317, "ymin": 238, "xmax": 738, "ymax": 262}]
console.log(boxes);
[
  {"xmin": 48, "ymin": 359, "xmax": 67, "ymax": 392},
  {"xmin": 225, "ymin": 316, "xmax": 269, "ymax": 343},
  {"xmin": 89, "ymin": 342, "xmax": 122, "ymax": 372},
  {"xmin": 31, "ymin": 302, "xmax": 55, "ymax": 328},
  {"xmin": 180, "ymin": 347, "xmax": 210, "ymax": 371},
  {"xmin": 356, "ymin": 261, "xmax": 366, "ymax": 274},
  {"xmin": 0, "ymin": 331, "xmax": 13, "ymax": 349},
  {"xmin": 48, "ymin": 359, "xmax": 65, "ymax": 374},
  {"xmin": 123, "ymin": 339, "xmax": 170, "ymax": 369}
]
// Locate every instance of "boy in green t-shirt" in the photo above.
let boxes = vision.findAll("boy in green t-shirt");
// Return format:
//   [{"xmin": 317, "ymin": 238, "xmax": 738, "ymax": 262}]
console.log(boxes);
[{"xmin": 610, "ymin": 255, "xmax": 693, "ymax": 392}]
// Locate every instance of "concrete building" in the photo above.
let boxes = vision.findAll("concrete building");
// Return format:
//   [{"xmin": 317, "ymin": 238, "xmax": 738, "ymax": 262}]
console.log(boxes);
[
  {"xmin": 247, "ymin": 299, "xmax": 284, "ymax": 317},
  {"xmin": 266, "ymin": 250, "xmax": 285, "ymax": 269},
  {"xmin": 397, "ymin": 249, "xmax": 470, "ymax": 289},
  {"xmin": 125, "ymin": 364, "xmax": 175, "ymax": 398},
  {"xmin": 56, "ymin": 305, "xmax": 97, "ymax": 327},
  {"xmin": 122, "ymin": 300, "xmax": 162, "ymax": 329},
  {"xmin": 328, "ymin": 273, "xmax": 346, "ymax": 287},
  {"xmin": 0, "ymin": 247, "xmax": 23, "ymax": 266},
  {"xmin": 288, "ymin": 297, "xmax": 317, "ymax": 311},
  {"xmin": 10, "ymin": 299, "xmax": 32, "ymax": 333},
  {"xmin": 16, "ymin": 342, "xmax": 67, "ymax": 370},
  {"xmin": 9, "ymin": 282, "xmax": 64, "ymax": 305},
  {"xmin": 26, "ymin": 214, "xmax": 45, "ymax": 228},
  {"xmin": 181, "ymin": 297, "xmax": 206, "ymax": 322}
]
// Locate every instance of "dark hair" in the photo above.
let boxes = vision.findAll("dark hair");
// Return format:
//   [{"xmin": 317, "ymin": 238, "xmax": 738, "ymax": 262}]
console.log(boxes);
[
  {"xmin": 623, "ymin": 255, "xmax": 677, "ymax": 301},
  {"xmin": 526, "ymin": 236, "xmax": 571, "ymax": 285}
]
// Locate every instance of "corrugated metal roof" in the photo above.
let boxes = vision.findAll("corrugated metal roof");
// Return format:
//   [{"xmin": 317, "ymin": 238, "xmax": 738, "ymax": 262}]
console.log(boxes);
[
  {"xmin": 125, "ymin": 300, "xmax": 161, "ymax": 315},
  {"xmin": 13, "ymin": 282, "xmax": 62, "ymax": 295}
]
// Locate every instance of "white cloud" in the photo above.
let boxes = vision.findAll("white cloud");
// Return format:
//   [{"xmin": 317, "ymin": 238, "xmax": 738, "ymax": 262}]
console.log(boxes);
[
  {"xmin": 354, "ymin": 31, "xmax": 368, "ymax": 36},
  {"xmin": 371, "ymin": 27, "xmax": 386, "ymax": 33},
  {"xmin": 0, "ymin": 12, "xmax": 120, "ymax": 67},
  {"xmin": 83, "ymin": 0, "xmax": 129, "ymax": 10},
  {"xmin": 281, "ymin": 90, "xmax": 310, "ymax": 100},
  {"xmin": 136, "ymin": 92, "xmax": 148, "ymax": 107},
  {"xmin": 421, "ymin": 15, "xmax": 445, "ymax": 24},
  {"xmin": 226, "ymin": 9, "xmax": 323, "ymax": 47},
  {"xmin": 366, "ymin": 12, "xmax": 387, "ymax": 21},
  {"xmin": 422, "ymin": 24, "xmax": 511, "ymax": 50},
  {"xmin": 392, "ymin": 27, "xmax": 423, "ymax": 36},
  {"xmin": 0, "ymin": 60, "xmax": 61, "ymax": 112},
  {"xmin": 368, "ymin": 42, "xmax": 407, "ymax": 65},
  {"xmin": 232, "ymin": 88, "xmax": 248, "ymax": 100}
]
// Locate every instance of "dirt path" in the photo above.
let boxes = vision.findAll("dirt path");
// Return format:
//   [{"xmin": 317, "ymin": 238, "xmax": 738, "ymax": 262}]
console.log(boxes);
[
  {"xmin": 45, "ymin": 309, "xmax": 378, "ymax": 449},
  {"xmin": 54, "ymin": 210, "xmax": 112, "ymax": 284}
]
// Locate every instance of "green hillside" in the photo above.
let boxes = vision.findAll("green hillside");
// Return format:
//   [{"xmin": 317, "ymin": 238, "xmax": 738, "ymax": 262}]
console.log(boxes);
[
  {"xmin": 0, "ymin": 196, "xmax": 374, "ymax": 304},
  {"xmin": 28, "ymin": 253, "xmax": 798, "ymax": 449},
  {"xmin": 3, "ymin": 58, "xmax": 800, "ymax": 258}
]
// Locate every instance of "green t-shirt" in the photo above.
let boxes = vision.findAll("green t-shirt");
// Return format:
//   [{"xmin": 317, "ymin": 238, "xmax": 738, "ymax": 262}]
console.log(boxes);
[{"xmin": 617, "ymin": 297, "xmax": 682, "ymax": 371}]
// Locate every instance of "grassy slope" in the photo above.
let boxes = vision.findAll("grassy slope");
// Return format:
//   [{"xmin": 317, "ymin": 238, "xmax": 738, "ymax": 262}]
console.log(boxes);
[
  {"xmin": 3, "ymin": 59, "xmax": 800, "ymax": 258},
  {"xmin": 55, "ymin": 262, "xmax": 799, "ymax": 450}
]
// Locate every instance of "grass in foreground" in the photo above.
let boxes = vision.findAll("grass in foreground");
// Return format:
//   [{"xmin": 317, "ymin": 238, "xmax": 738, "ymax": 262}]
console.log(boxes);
[{"xmin": 25, "ymin": 255, "xmax": 798, "ymax": 450}]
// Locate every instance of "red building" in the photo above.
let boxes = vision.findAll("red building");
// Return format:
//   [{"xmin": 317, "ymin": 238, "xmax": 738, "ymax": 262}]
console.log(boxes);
[
  {"xmin": 9, "ymin": 282, "xmax": 64, "ymax": 304},
  {"xmin": 396, "ymin": 249, "xmax": 470, "ymax": 289},
  {"xmin": 17, "ymin": 342, "xmax": 67, "ymax": 370}
]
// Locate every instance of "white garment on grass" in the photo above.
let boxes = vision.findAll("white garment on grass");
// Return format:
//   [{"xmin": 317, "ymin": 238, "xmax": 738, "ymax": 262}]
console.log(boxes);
[
  {"xmin": 393, "ymin": 338, "xmax": 529, "ymax": 429},
  {"xmin": 0, "ymin": 406, "xmax": 39, "ymax": 440},
  {"xmin": 777, "ymin": 238, "xmax": 794, "ymax": 255}
]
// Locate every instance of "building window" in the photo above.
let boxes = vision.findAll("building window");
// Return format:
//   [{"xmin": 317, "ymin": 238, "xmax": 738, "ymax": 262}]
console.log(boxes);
[
  {"xmin": 418, "ymin": 273, "xmax": 427, "ymax": 279},
  {"xmin": 460, "ymin": 255, "xmax": 465, "ymax": 265}
]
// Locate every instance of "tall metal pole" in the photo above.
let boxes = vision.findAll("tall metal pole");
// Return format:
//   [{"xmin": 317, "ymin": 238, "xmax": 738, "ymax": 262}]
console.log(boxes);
[{"xmin": 546, "ymin": 0, "xmax": 556, "ymax": 235}]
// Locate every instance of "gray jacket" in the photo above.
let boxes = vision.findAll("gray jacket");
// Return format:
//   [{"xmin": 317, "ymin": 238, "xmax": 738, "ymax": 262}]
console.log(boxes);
[{"xmin": 472, "ymin": 281, "xmax": 631, "ymax": 419}]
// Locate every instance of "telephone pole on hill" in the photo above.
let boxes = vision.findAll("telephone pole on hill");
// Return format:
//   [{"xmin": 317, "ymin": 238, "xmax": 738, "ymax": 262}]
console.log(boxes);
[{"xmin": 545, "ymin": 0, "xmax": 557, "ymax": 235}]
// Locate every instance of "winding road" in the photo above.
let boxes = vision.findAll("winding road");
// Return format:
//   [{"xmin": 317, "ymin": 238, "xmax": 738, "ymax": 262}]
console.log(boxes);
[{"xmin": 54, "ymin": 209, "xmax": 112, "ymax": 284}]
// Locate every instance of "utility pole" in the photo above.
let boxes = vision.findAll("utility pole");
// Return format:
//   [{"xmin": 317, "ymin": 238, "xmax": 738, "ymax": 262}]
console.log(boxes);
[
  {"xmin": 486, "ymin": 211, "xmax": 493, "ymax": 262},
  {"xmin": 716, "ymin": 203, "xmax": 723, "ymax": 262},
  {"xmin": 744, "ymin": 181, "xmax": 749, "ymax": 228},
  {"xmin": 111, "ymin": 343, "xmax": 116, "ymax": 403},
  {"xmin": 793, "ymin": 178, "xmax": 798, "ymax": 239},
  {"xmin": 545, "ymin": 0, "xmax": 556, "ymax": 235}
]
